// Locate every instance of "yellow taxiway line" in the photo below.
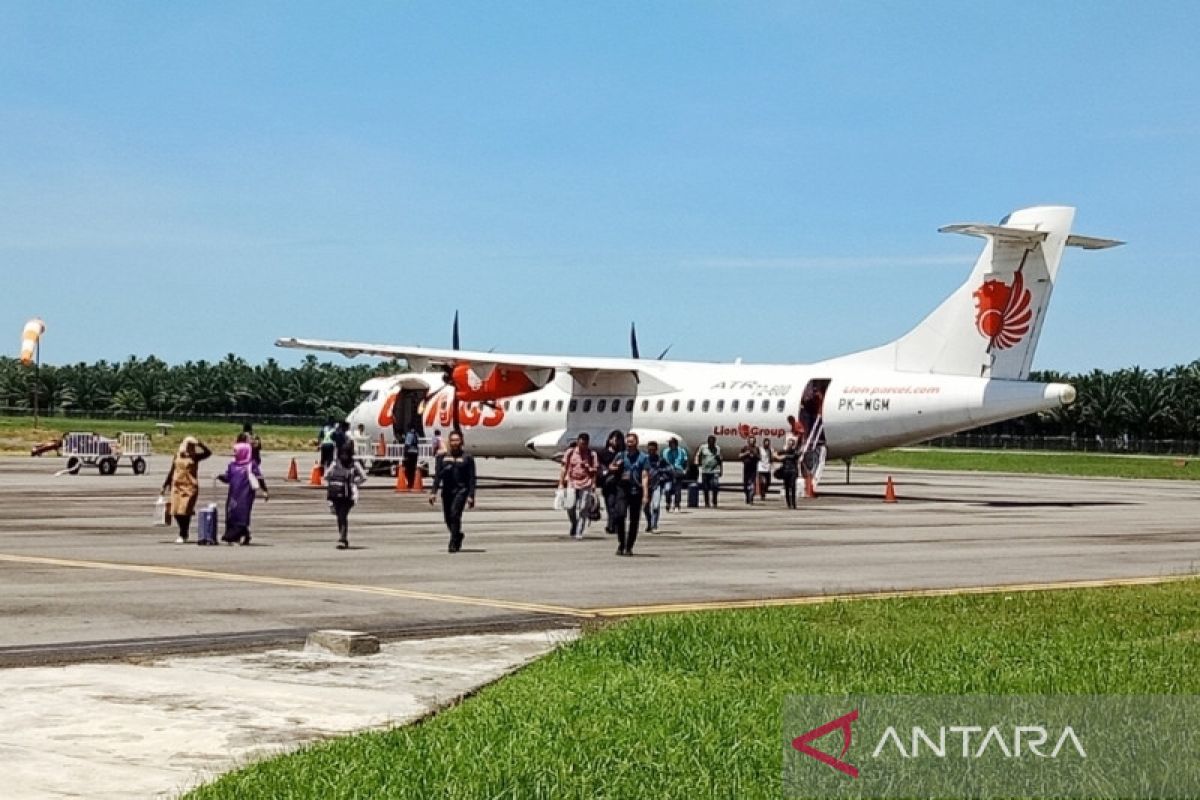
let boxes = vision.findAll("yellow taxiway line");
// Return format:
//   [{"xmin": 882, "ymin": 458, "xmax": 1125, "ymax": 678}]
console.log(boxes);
[
  {"xmin": 0, "ymin": 553, "xmax": 590, "ymax": 618},
  {"xmin": 585, "ymin": 573, "xmax": 1199, "ymax": 617},
  {"xmin": 2, "ymin": 552, "xmax": 1192, "ymax": 622}
]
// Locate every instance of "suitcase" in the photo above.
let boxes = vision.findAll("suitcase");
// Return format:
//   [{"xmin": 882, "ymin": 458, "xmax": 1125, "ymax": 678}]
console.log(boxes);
[
  {"xmin": 197, "ymin": 504, "xmax": 218, "ymax": 545},
  {"xmin": 687, "ymin": 482, "xmax": 701, "ymax": 508}
]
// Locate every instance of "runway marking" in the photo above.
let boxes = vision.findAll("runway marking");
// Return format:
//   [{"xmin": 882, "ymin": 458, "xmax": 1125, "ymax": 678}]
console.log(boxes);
[
  {"xmin": 0, "ymin": 553, "xmax": 590, "ymax": 618},
  {"xmin": 585, "ymin": 574, "xmax": 1200, "ymax": 617}
]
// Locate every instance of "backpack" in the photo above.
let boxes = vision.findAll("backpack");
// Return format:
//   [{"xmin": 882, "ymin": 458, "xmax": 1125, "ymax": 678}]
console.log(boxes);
[{"xmin": 326, "ymin": 463, "xmax": 353, "ymax": 501}]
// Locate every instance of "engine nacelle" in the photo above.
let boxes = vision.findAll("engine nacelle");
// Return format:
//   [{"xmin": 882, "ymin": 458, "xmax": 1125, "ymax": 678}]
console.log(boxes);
[{"xmin": 450, "ymin": 363, "xmax": 544, "ymax": 403}]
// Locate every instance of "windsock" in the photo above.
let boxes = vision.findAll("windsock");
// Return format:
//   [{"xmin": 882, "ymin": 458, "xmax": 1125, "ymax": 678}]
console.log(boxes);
[{"xmin": 19, "ymin": 318, "xmax": 45, "ymax": 365}]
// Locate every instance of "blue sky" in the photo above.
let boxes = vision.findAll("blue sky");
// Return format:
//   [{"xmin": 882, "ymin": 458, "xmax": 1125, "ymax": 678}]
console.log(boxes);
[{"xmin": 2, "ymin": 2, "xmax": 1196, "ymax": 373}]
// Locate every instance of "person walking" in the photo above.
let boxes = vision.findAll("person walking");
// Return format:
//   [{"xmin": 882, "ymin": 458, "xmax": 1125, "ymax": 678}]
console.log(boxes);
[
  {"xmin": 643, "ymin": 441, "xmax": 670, "ymax": 533},
  {"xmin": 662, "ymin": 437, "xmax": 689, "ymax": 511},
  {"xmin": 326, "ymin": 443, "xmax": 367, "ymax": 549},
  {"xmin": 160, "ymin": 436, "xmax": 213, "ymax": 544},
  {"xmin": 757, "ymin": 437, "xmax": 774, "ymax": 500},
  {"xmin": 430, "ymin": 429, "xmax": 444, "ymax": 457},
  {"xmin": 217, "ymin": 441, "xmax": 268, "ymax": 545},
  {"xmin": 597, "ymin": 429, "xmax": 625, "ymax": 534},
  {"xmin": 429, "ymin": 431, "xmax": 476, "ymax": 553},
  {"xmin": 403, "ymin": 424, "xmax": 421, "ymax": 489},
  {"xmin": 776, "ymin": 436, "xmax": 801, "ymax": 509},
  {"xmin": 695, "ymin": 435, "xmax": 722, "ymax": 507},
  {"xmin": 609, "ymin": 432, "xmax": 650, "ymax": 556},
  {"xmin": 738, "ymin": 436, "xmax": 760, "ymax": 504},
  {"xmin": 558, "ymin": 432, "xmax": 598, "ymax": 539}
]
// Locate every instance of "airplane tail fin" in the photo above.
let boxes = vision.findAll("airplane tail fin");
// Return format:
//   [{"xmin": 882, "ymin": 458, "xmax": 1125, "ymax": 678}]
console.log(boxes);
[{"xmin": 838, "ymin": 206, "xmax": 1121, "ymax": 380}]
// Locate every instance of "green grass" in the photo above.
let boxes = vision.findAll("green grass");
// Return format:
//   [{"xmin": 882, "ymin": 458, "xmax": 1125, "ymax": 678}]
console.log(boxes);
[
  {"xmin": 859, "ymin": 448, "xmax": 1200, "ymax": 480},
  {"xmin": 187, "ymin": 580, "xmax": 1200, "ymax": 800},
  {"xmin": 0, "ymin": 415, "xmax": 315, "ymax": 454}
]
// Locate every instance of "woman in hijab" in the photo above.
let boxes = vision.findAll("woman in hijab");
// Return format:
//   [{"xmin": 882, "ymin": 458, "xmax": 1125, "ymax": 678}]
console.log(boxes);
[
  {"xmin": 217, "ymin": 441, "xmax": 269, "ymax": 545},
  {"xmin": 160, "ymin": 436, "xmax": 213, "ymax": 544}
]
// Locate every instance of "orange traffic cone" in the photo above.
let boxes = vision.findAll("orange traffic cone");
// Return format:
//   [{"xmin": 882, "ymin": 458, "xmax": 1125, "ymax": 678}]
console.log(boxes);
[
  {"xmin": 395, "ymin": 467, "xmax": 409, "ymax": 493},
  {"xmin": 376, "ymin": 434, "xmax": 386, "ymax": 457},
  {"xmin": 883, "ymin": 476, "xmax": 898, "ymax": 504},
  {"xmin": 286, "ymin": 458, "xmax": 299, "ymax": 482},
  {"xmin": 309, "ymin": 463, "xmax": 324, "ymax": 487},
  {"xmin": 412, "ymin": 467, "xmax": 424, "ymax": 493},
  {"xmin": 804, "ymin": 473, "xmax": 817, "ymax": 499}
]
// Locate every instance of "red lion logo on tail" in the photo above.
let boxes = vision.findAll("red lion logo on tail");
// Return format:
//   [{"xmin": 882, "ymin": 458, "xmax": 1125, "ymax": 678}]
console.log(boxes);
[{"xmin": 973, "ymin": 272, "xmax": 1032, "ymax": 349}]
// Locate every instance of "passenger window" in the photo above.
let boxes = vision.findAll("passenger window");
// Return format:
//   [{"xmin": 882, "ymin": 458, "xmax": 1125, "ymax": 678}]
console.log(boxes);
[
  {"xmin": 671, "ymin": 400, "xmax": 680, "ymax": 412},
  {"xmin": 687, "ymin": 399, "xmax": 695, "ymax": 412},
  {"xmin": 625, "ymin": 399, "xmax": 634, "ymax": 412},
  {"xmin": 611, "ymin": 398, "xmax": 619, "ymax": 411},
  {"xmin": 543, "ymin": 400, "xmax": 550, "ymax": 412},
  {"xmin": 777, "ymin": 399, "xmax": 786, "ymax": 413},
  {"xmin": 641, "ymin": 400, "xmax": 649, "ymax": 412},
  {"xmin": 583, "ymin": 399, "xmax": 592, "ymax": 413},
  {"xmin": 569, "ymin": 400, "xmax": 577, "ymax": 413},
  {"xmin": 503, "ymin": 400, "xmax": 511, "ymax": 410},
  {"xmin": 556, "ymin": 400, "xmax": 564, "ymax": 412},
  {"xmin": 516, "ymin": 400, "xmax": 524, "ymax": 411},
  {"xmin": 716, "ymin": 400, "xmax": 725, "ymax": 412},
  {"xmin": 598, "ymin": 399, "xmax": 607, "ymax": 413},
  {"xmin": 747, "ymin": 399, "xmax": 755, "ymax": 412},
  {"xmin": 702, "ymin": 400, "xmax": 710, "ymax": 412},
  {"xmin": 656, "ymin": 400, "xmax": 665, "ymax": 412},
  {"xmin": 731, "ymin": 400, "xmax": 739, "ymax": 412}
]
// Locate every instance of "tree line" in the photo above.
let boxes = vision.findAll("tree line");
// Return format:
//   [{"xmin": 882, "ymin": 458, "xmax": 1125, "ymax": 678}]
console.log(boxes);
[
  {"xmin": 0, "ymin": 354, "xmax": 402, "ymax": 421},
  {"xmin": 1, "ymin": 355, "xmax": 1198, "ymax": 444}
]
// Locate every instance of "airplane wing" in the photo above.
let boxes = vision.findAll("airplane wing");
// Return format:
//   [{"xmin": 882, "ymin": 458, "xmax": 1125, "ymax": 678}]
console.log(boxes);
[{"xmin": 275, "ymin": 337, "xmax": 681, "ymax": 393}]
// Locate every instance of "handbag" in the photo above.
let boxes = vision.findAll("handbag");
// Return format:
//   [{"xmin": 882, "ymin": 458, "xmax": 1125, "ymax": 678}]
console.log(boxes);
[
  {"xmin": 247, "ymin": 465, "xmax": 261, "ymax": 494},
  {"xmin": 553, "ymin": 488, "xmax": 566, "ymax": 511},
  {"xmin": 585, "ymin": 490, "xmax": 602, "ymax": 520},
  {"xmin": 154, "ymin": 496, "xmax": 171, "ymax": 526}
]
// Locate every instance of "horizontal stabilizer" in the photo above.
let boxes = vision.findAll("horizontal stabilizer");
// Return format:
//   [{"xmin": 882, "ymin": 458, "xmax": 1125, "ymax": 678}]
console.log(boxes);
[
  {"xmin": 1065, "ymin": 234, "xmax": 1124, "ymax": 250},
  {"xmin": 938, "ymin": 223, "xmax": 1048, "ymax": 246}
]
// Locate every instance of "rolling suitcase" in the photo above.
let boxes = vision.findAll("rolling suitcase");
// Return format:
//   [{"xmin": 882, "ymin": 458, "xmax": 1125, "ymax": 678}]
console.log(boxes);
[
  {"xmin": 197, "ymin": 504, "xmax": 218, "ymax": 545},
  {"xmin": 687, "ymin": 482, "xmax": 701, "ymax": 508}
]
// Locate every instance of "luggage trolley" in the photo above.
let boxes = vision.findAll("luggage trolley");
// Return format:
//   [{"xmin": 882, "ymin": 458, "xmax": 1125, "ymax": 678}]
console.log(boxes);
[{"xmin": 61, "ymin": 431, "xmax": 152, "ymax": 476}]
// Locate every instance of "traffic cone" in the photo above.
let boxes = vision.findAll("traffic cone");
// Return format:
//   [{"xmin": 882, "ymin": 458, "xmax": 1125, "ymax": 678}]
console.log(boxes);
[
  {"xmin": 395, "ymin": 467, "xmax": 409, "ymax": 493},
  {"xmin": 412, "ymin": 467, "xmax": 424, "ymax": 492},
  {"xmin": 883, "ymin": 476, "xmax": 898, "ymax": 504},
  {"xmin": 286, "ymin": 458, "xmax": 299, "ymax": 482},
  {"xmin": 309, "ymin": 463, "xmax": 323, "ymax": 487},
  {"xmin": 804, "ymin": 473, "xmax": 817, "ymax": 499},
  {"xmin": 376, "ymin": 434, "xmax": 386, "ymax": 457}
]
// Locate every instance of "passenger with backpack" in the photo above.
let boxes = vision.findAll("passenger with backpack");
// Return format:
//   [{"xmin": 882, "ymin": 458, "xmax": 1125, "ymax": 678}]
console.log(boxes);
[
  {"xmin": 403, "ymin": 425, "xmax": 421, "ymax": 489},
  {"xmin": 317, "ymin": 417, "xmax": 337, "ymax": 471},
  {"xmin": 326, "ymin": 444, "xmax": 367, "ymax": 550}
]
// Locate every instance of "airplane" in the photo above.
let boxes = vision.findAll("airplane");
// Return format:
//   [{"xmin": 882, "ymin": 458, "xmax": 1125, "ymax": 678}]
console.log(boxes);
[{"xmin": 277, "ymin": 205, "xmax": 1120, "ymax": 485}]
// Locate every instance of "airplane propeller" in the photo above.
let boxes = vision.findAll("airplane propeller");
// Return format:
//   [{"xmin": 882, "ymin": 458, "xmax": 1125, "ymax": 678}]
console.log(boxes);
[{"xmin": 630, "ymin": 322, "xmax": 672, "ymax": 361}]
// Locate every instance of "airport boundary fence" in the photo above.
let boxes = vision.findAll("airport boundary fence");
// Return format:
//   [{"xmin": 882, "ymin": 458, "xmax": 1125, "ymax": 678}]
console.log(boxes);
[
  {"xmin": 923, "ymin": 433, "xmax": 1200, "ymax": 456},
  {"xmin": 0, "ymin": 406, "xmax": 322, "ymax": 427}
]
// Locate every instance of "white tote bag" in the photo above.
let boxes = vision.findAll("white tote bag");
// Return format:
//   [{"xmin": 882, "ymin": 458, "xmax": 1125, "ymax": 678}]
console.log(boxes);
[{"xmin": 154, "ymin": 496, "xmax": 170, "ymax": 526}]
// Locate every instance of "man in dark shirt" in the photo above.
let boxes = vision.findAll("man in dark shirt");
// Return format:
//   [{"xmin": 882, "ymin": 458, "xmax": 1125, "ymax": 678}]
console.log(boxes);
[
  {"xmin": 608, "ymin": 432, "xmax": 650, "ymax": 556},
  {"xmin": 429, "ymin": 431, "xmax": 477, "ymax": 553}
]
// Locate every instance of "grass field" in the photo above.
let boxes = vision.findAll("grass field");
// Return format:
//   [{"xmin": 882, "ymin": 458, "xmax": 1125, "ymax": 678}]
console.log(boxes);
[
  {"xmin": 0, "ymin": 415, "xmax": 315, "ymax": 455},
  {"xmin": 188, "ymin": 580, "xmax": 1200, "ymax": 799},
  {"xmin": 859, "ymin": 448, "xmax": 1200, "ymax": 480}
]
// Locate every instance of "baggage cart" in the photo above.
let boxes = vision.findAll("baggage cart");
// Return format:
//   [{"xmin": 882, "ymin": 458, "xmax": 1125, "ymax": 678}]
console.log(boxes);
[{"xmin": 61, "ymin": 431, "xmax": 152, "ymax": 476}]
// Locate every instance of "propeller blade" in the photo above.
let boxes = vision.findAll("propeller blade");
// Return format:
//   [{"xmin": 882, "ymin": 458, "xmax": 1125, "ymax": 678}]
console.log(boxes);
[
  {"xmin": 452, "ymin": 311, "xmax": 461, "ymax": 351},
  {"xmin": 630, "ymin": 322, "xmax": 640, "ymax": 359},
  {"xmin": 656, "ymin": 344, "xmax": 673, "ymax": 360}
]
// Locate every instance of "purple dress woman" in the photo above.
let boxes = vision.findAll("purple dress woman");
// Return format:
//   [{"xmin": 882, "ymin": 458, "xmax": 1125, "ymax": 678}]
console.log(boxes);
[{"xmin": 217, "ymin": 442, "xmax": 268, "ymax": 545}]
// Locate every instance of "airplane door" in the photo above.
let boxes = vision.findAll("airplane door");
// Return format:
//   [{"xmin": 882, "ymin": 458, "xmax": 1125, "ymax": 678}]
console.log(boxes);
[{"xmin": 393, "ymin": 389, "xmax": 427, "ymax": 441}]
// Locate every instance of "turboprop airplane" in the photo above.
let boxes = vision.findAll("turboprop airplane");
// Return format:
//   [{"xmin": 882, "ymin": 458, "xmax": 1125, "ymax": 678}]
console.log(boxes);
[{"xmin": 277, "ymin": 206, "xmax": 1120, "ymax": 483}]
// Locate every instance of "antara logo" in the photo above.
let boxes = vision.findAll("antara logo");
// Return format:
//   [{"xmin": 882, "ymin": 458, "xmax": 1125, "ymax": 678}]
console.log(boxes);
[{"xmin": 973, "ymin": 272, "xmax": 1033, "ymax": 350}]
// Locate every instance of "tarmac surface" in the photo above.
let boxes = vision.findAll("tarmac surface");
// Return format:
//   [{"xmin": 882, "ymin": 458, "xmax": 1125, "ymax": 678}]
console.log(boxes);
[
  {"xmin": 1, "ymin": 451, "xmax": 1198, "ymax": 798},
  {"xmin": 1, "ymin": 451, "xmax": 1197, "ymax": 665}
]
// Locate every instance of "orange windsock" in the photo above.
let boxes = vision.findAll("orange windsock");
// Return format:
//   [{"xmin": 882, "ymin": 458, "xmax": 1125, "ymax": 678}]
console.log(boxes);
[{"xmin": 20, "ymin": 318, "xmax": 45, "ymax": 365}]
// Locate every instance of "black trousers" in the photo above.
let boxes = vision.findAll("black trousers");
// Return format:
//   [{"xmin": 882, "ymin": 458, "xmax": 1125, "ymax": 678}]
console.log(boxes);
[
  {"xmin": 442, "ymin": 489, "xmax": 469, "ymax": 549},
  {"xmin": 782, "ymin": 473, "xmax": 798, "ymax": 508},
  {"xmin": 701, "ymin": 473, "xmax": 720, "ymax": 506},
  {"xmin": 758, "ymin": 471, "xmax": 771, "ymax": 499},
  {"xmin": 332, "ymin": 498, "xmax": 354, "ymax": 540},
  {"xmin": 320, "ymin": 444, "xmax": 335, "ymax": 470},
  {"xmin": 404, "ymin": 453, "xmax": 419, "ymax": 486},
  {"xmin": 743, "ymin": 469, "xmax": 756, "ymax": 504},
  {"xmin": 612, "ymin": 491, "xmax": 642, "ymax": 553},
  {"xmin": 174, "ymin": 514, "xmax": 192, "ymax": 538}
]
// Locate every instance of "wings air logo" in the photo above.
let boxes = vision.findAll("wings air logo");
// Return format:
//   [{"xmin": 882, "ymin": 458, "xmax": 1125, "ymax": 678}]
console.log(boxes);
[{"xmin": 973, "ymin": 272, "xmax": 1032, "ymax": 350}]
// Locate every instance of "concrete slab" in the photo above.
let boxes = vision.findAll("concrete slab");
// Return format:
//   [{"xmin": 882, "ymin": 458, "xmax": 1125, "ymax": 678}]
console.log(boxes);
[{"xmin": 1, "ymin": 628, "xmax": 576, "ymax": 799}]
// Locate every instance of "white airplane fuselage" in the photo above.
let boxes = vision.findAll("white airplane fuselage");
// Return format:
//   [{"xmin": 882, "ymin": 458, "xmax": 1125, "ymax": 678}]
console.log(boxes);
[{"xmin": 347, "ymin": 364, "xmax": 1074, "ymax": 460}]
